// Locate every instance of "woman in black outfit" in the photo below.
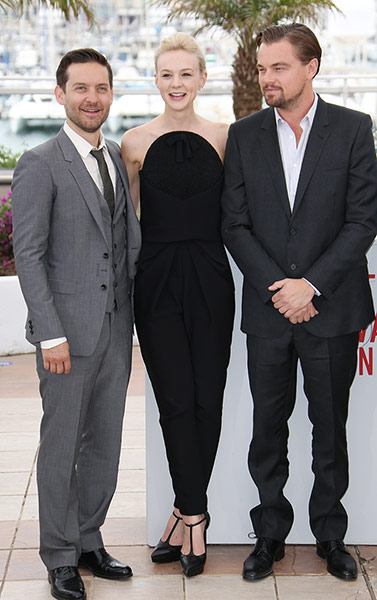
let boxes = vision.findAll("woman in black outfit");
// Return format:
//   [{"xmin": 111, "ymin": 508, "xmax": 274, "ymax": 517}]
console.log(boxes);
[{"xmin": 121, "ymin": 33, "xmax": 234, "ymax": 577}]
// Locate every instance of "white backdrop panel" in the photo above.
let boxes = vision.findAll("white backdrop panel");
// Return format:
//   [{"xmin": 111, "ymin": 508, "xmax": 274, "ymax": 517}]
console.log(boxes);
[{"xmin": 146, "ymin": 243, "xmax": 377, "ymax": 545}]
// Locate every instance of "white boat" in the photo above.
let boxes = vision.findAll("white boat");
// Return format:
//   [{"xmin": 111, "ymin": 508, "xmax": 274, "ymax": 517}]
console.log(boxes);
[
  {"xmin": 8, "ymin": 94, "xmax": 65, "ymax": 134},
  {"xmin": 107, "ymin": 93, "xmax": 164, "ymax": 132}
]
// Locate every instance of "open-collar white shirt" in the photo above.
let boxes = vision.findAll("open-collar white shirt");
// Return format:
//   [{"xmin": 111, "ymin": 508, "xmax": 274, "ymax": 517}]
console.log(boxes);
[{"xmin": 275, "ymin": 93, "xmax": 318, "ymax": 211}]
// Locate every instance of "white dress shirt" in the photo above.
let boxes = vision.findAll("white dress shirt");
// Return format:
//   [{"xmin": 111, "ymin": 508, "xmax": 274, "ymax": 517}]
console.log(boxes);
[
  {"xmin": 275, "ymin": 93, "xmax": 318, "ymax": 210},
  {"xmin": 63, "ymin": 121, "xmax": 117, "ymax": 191},
  {"xmin": 41, "ymin": 122, "xmax": 116, "ymax": 350},
  {"xmin": 274, "ymin": 94, "xmax": 320, "ymax": 295}
]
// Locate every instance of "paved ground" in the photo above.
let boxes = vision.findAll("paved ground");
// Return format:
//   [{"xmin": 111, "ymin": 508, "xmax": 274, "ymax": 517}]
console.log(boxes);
[{"xmin": 0, "ymin": 348, "xmax": 376, "ymax": 599}]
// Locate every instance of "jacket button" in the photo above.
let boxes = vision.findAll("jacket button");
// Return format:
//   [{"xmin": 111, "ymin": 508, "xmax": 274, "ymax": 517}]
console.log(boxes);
[
  {"xmin": 290, "ymin": 263, "xmax": 297, "ymax": 271},
  {"xmin": 103, "ymin": 252, "xmax": 109, "ymax": 259},
  {"xmin": 101, "ymin": 284, "xmax": 107, "ymax": 290},
  {"xmin": 114, "ymin": 282, "xmax": 118, "ymax": 287},
  {"xmin": 28, "ymin": 320, "xmax": 32, "ymax": 324},
  {"xmin": 113, "ymin": 243, "xmax": 117, "ymax": 249},
  {"xmin": 290, "ymin": 228, "xmax": 297, "ymax": 236}
]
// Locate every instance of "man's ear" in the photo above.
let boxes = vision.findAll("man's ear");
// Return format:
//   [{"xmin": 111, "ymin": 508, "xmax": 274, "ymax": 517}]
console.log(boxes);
[
  {"xmin": 55, "ymin": 85, "xmax": 65, "ymax": 105},
  {"xmin": 307, "ymin": 58, "xmax": 319, "ymax": 80}
]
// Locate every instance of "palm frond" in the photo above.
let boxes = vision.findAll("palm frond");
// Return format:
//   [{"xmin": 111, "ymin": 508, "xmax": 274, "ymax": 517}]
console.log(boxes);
[
  {"xmin": 1, "ymin": 0, "xmax": 95, "ymax": 23},
  {"xmin": 154, "ymin": 0, "xmax": 342, "ymax": 117},
  {"xmin": 155, "ymin": 0, "xmax": 340, "ymax": 35}
]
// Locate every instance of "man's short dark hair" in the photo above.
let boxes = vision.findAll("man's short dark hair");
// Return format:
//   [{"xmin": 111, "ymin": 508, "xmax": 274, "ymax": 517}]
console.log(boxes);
[
  {"xmin": 56, "ymin": 48, "xmax": 113, "ymax": 90},
  {"xmin": 256, "ymin": 23, "xmax": 322, "ymax": 77}
]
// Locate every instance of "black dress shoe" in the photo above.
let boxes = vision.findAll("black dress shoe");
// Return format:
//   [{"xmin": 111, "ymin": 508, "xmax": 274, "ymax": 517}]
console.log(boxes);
[
  {"xmin": 78, "ymin": 547, "xmax": 132, "ymax": 580},
  {"xmin": 243, "ymin": 537, "xmax": 285, "ymax": 581},
  {"xmin": 180, "ymin": 512, "xmax": 210, "ymax": 577},
  {"xmin": 316, "ymin": 540, "xmax": 357, "ymax": 580},
  {"xmin": 48, "ymin": 566, "xmax": 86, "ymax": 600},
  {"xmin": 151, "ymin": 512, "xmax": 182, "ymax": 563}
]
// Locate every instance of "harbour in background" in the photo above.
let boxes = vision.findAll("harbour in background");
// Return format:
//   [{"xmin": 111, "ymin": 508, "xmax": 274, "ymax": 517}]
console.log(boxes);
[{"xmin": 1, "ymin": 0, "xmax": 377, "ymax": 153}]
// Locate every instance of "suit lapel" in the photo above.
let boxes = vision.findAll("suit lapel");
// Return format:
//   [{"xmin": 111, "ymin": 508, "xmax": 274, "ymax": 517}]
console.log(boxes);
[
  {"xmin": 258, "ymin": 108, "xmax": 291, "ymax": 219},
  {"xmin": 292, "ymin": 97, "xmax": 330, "ymax": 216},
  {"xmin": 56, "ymin": 129, "xmax": 109, "ymax": 242}
]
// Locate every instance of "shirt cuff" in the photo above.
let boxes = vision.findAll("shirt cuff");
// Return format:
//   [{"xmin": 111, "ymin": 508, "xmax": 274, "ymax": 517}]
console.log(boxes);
[
  {"xmin": 303, "ymin": 278, "xmax": 321, "ymax": 297},
  {"xmin": 40, "ymin": 337, "xmax": 67, "ymax": 349}
]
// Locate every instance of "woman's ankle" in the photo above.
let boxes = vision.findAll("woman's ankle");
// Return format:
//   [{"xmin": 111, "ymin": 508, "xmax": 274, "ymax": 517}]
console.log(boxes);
[{"xmin": 161, "ymin": 511, "xmax": 184, "ymax": 545}]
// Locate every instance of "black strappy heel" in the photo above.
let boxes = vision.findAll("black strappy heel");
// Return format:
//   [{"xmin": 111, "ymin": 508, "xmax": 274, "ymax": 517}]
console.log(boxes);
[
  {"xmin": 151, "ymin": 512, "xmax": 183, "ymax": 563},
  {"xmin": 180, "ymin": 512, "xmax": 210, "ymax": 577}
]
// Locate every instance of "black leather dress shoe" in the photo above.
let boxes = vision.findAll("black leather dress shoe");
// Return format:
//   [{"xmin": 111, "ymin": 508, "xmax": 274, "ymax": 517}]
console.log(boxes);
[
  {"xmin": 48, "ymin": 566, "xmax": 86, "ymax": 600},
  {"xmin": 78, "ymin": 547, "xmax": 132, "ymax": 580},
  {"xmin": 243, "ymin": 537, "xmax": 285, "ymax": 581},
  {"xmin": 316, "ymin": 540, "xmax": 357, "ymax": 580}
]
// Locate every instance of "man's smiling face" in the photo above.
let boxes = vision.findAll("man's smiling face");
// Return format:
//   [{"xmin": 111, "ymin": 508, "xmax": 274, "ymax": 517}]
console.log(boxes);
[{"xmin": 55, "ymin": 62, "xmax": 113, "ymax": 141}]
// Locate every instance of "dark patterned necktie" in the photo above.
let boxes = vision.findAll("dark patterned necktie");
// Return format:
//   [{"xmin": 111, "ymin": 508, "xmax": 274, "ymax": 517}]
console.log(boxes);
[{"xmin": 90, "ymin": 148, "xmax": 115, "ymax": 217}]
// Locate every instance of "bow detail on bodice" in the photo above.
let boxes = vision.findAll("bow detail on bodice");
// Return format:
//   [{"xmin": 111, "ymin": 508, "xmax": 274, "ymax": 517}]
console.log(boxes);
[{"xmin": 166, "ymin": 132, "xmax": 200, "ymax": 163}]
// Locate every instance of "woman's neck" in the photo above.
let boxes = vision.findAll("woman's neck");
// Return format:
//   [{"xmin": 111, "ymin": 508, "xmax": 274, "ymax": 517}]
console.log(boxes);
[{"xmin": 159, "ymin": 107, "xmax": 201, "ymax": 132}]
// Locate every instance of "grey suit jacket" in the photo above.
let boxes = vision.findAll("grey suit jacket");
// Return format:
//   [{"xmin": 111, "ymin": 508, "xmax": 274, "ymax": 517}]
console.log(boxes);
[
  {"xmin": 12, "ymin": 128, "xmax": 141, "ymax": 356},
  {"xmin": 222, "ymin": 97, "xmax": 377, "ymax": 338}
]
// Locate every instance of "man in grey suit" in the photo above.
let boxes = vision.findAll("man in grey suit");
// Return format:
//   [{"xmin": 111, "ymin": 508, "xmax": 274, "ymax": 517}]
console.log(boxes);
[
  {"xmin": 12, "ymin": 48, "xmax": 141, "ymax": 600},
  {"xmin": 222, "ymin": 24, "xmax": 377, "ymax": 583}
]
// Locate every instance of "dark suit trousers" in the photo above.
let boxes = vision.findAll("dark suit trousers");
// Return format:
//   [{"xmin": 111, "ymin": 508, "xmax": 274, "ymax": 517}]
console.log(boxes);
[
  {"xmin": 36, "ymin": 300, "xmax": 133, "ymax": 570},
  {"xmin": 135, "ymin": 245, "xmax": 234, "ymax": 515},
  {"xmin": 246, "ymin": 325, "xmax": 359, "ymax": 542}
]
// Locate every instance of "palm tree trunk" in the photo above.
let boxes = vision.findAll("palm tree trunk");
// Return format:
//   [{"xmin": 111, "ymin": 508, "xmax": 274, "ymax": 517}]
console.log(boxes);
[{"xmin": 232, "ymin": 45, "xmax": 262, "ymax": 120}]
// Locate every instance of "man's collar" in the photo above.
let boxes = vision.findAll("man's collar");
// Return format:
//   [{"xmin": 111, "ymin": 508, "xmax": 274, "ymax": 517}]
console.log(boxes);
[
  {"xmin": 63, "ymin": 122, "xmax": 106, "ymax": 158},
  {"xmin": 274, "ymin": 93, "xmax": 319, "ymax": 127}
]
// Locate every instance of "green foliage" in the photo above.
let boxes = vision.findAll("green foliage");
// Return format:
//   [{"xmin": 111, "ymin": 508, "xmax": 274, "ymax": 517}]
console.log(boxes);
[
  {"xmin": 0, "ymin": 0, "xmax": 95, "ymax": 24},
  {"xmin": 155, "ymin": 0, "xmax": 339, "ymax": 44},
  {"xmin": 155, "ymin": 0, "xmax": 340, "ymax": 117},
  {"xmin": 0, "ymin": 145, "xmax": 21, "ymax": 169}
]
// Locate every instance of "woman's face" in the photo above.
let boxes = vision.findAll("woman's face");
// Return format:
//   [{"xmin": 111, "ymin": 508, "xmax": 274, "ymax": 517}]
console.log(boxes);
[{"xmin": 155, "ymin": 49, "xmax": 207, "ymax": 111}]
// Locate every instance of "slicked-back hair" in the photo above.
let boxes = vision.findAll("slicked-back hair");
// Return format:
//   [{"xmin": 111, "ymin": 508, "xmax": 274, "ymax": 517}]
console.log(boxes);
[
  {"xmin": 256, "ymin": 23, "xmax": 322, "ymax": 77},
  {"xmin": 56, "ymin": 48, "xmax": 113, "ymax": 90}
]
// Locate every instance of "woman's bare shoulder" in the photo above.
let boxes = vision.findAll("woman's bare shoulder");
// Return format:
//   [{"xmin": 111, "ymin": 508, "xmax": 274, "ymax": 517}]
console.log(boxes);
[
  {"xmin": 197, "ymin": 118, "xmax": 230, "ymax": 161},
  {"xmin": 121, "ymin": 118, "xmax": 162, "ymax": 164}
]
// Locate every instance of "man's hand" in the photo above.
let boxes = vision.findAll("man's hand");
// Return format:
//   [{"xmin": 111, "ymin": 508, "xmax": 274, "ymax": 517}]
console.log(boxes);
[
  {"xmin": 268, "ymin": 278, "xmax": 315, "ymax": 318},
  {"xmin": 42, "ymin": 341, "xmax": 71, "ymax": 374},
  {"xmin": 288, "ymin": 302, "xmax": 319, "ymax": 324}
]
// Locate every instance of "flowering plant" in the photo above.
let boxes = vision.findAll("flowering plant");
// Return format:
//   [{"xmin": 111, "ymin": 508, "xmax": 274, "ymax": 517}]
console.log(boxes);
[{"xmin": 0, "ymin": 190, "xmax": 15, "ymax": 276}]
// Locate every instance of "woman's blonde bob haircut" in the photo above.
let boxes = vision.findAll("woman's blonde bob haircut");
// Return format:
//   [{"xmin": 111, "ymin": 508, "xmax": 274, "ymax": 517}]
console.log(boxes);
[{"xmin": 154, "ymin": 32, "xmax": 207, "ymax": 74}]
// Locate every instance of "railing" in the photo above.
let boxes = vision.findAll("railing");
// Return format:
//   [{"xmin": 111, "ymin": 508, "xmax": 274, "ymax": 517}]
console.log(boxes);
[
  {"xmin": 1, "ymin": 72, "xmax": 377, "ymax": 142},
  {"xmin": 0, "ymin": 75, "xmax": 204, "ymax": 95},
  {"xmin": 2, "ymin": 73, "xmax": 377, "ymax": 101}
]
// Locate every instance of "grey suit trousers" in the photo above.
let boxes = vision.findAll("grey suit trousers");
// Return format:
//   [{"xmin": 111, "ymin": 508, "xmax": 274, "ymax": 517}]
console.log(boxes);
[{"xmin": 36, "ymin": 299, "xmax": 133, "ymax": 570}]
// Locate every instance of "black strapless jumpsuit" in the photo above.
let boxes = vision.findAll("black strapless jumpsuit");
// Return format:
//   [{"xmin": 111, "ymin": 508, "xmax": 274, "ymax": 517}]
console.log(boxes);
[{"xmin": 134, "ymin": 131, "xmax": 235, "ymax": 515}]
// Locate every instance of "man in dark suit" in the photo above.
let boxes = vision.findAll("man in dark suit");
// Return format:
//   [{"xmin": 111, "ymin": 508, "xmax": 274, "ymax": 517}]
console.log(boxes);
[
  {"xmin": 12, "ymin": 49, "xmax": 141, "ymax": 600},
  {"xmin": 222, "ymin": 23, "xmax": 377, "ymax": 582}
]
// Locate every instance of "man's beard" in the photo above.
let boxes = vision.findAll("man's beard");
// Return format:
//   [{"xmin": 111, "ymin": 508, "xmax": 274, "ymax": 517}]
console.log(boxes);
[
  {"xmin": 65, "ymin": 105, "xmax": 110, "ymax": 133},
  {"xmin": 263, "ymin": 84, "xmax": 305, "ymax": 111}
]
